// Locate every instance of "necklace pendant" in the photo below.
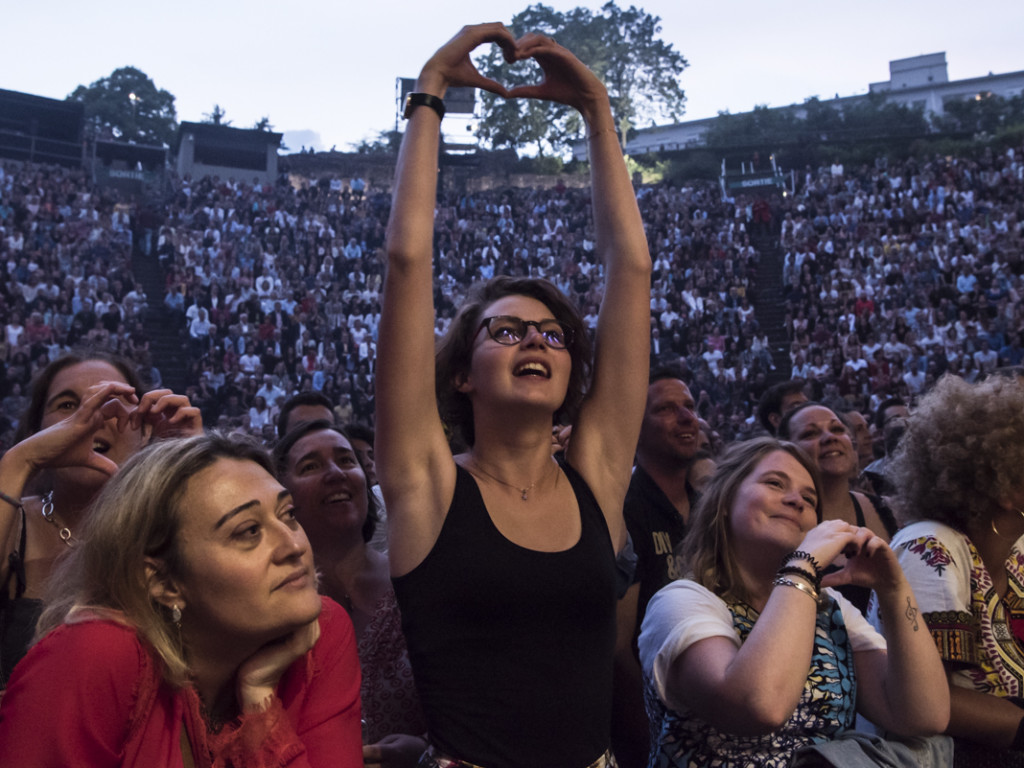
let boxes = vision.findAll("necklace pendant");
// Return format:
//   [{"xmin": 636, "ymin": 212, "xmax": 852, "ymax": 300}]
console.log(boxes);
[
  {"xmin": 521, "ymin": 489, "xmax": 529, "ymax": 501},
  {"xmin": 40, "ymin": 491, "xmax": 76, "ymax": 548}
]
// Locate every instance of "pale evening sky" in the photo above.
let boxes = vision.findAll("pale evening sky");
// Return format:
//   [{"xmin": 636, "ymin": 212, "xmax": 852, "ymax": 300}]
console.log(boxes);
[{"xmin": 3, "ymin": 1, "xmax": 1021, "ymax": 153}]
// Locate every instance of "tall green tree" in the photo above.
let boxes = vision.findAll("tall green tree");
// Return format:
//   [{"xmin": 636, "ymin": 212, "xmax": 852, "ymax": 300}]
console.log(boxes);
[
  {"xmin": 68, "ymin": 66, "xmax": 177, "ymax": 146},
  {"xmin": 474, "ymin": 2, "xmax": 687, "ymax": 155}
]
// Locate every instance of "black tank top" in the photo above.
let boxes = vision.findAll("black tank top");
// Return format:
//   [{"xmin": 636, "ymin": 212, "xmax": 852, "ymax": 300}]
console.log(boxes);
[
  {"xmin": 392, "ymin": 460, "xmax": 616, "ymax": 768},
  {"xmin": 1, "ymin": 505, "xmax": 44, "ymax": 686},
  {"xmin": 830, "ymin": 492, "xmax": 899, "ymax": 615}
]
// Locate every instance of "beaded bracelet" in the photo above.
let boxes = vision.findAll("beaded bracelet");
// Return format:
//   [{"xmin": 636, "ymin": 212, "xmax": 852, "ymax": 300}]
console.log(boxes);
[
  {"xmin": 777, "ymin": 565, "xmax": 821, "ymax": 591},
  {"xmin": 783, "ymin": 550, "xmax": 823, "ymax": 580},
  {"xmin": 0, "ymin": 490, "xmax": 24, "ymax": 511},
  {"xmin": 772, "ymin": 576, "xmax": 820, "ymax": 603}
]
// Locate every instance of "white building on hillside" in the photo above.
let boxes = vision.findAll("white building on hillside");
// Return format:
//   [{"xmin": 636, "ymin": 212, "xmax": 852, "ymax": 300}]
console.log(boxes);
[{"xmin": 575, "ymin": 53, "xmax": 1024, "ymax": 160}]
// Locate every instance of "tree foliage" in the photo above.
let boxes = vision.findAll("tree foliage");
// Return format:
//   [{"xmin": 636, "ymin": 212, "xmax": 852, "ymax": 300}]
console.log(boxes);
[
  {"xmin": 351, "ymin": 129, "xmax": 403, "ymax": 155},
  {"xmin": 932, "ymin": 92, "xmax": 1024, "ymax": 135},
  {"xmin": 704, "ymin": 94, "xmax": 929, "ymax": 149},
  {"xmin": 474, "ymin": 2, "xmax": 687, "ymax": 155},
  {"xmin": 68, "ymin": 66, "xmax": 177, "ymax": 146}
]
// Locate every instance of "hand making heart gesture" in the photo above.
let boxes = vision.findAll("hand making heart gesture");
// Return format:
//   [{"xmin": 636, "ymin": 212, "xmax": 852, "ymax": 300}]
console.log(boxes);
[
  {"xmin": 415, "ymin": 22, "xmax": 612, "ymax": 129},
  {"xmin": 7, "ymin": 380, "xmax": 204, "ymax": 480},
  {"xmin": 416, "ymin": 23, "xmax": 517, "ymax": 99}
]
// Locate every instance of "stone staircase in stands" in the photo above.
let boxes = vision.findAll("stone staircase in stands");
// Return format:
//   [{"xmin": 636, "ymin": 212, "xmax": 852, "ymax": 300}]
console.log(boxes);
[
  {"xmin": 749, "ymin": 225, "xmax": 789, "ymax": 387},
  {"xmin": 132, "ymin": 235, "xmax": 189, "ymax": 394}
]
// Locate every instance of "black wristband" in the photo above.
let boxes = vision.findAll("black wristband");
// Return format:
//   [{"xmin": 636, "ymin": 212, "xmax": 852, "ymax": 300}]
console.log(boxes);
[
  {"xmin": 403, "ymin": 93, "xmax": 445, "ymax": 121},
  {"xmin": 784, "ymin": 550, "xmax": 824, "ymax": 580}
]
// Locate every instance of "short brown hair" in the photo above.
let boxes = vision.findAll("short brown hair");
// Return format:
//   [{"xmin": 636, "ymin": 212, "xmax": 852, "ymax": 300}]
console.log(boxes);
[
  {"xmin": 273, "ymin": 419, "xmax": 379, "ymax": 542},
  {"xmin": 435, "ymin": 276, "xmax": 591, "ymax": 447}
]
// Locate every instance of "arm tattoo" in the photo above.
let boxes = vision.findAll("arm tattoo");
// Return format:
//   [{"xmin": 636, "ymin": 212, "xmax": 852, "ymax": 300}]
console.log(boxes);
[{"xmin": 905, "ymin": 596, "xmax": 919, "ymax": 631}]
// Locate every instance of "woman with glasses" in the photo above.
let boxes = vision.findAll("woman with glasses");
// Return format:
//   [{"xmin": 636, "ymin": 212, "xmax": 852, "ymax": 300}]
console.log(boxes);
[{"xmin": 376, "ymin": 23, "xmax": 650, "ymax": 768}]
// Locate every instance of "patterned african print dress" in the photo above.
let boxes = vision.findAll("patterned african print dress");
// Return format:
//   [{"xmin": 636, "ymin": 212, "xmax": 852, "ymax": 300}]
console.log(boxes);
[{"xmin": 875, "ymin": 520, "xmax": 1024, "ymax": 767}]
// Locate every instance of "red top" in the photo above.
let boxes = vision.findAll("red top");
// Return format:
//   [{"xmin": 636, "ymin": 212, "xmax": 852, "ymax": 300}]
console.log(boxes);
[{"xmin": 0, "ymin": 597, "xmax": 362, "ymax": 768}]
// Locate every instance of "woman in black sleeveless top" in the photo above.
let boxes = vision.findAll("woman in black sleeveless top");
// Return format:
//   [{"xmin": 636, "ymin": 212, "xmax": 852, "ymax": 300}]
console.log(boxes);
[{"xmin": 376, "ymin": 24, "xmax": 650, "ymax": 768}]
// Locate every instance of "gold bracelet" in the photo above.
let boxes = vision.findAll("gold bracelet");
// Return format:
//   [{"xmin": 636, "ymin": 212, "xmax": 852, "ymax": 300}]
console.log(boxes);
[{"xmin": 772, "ymin": 576, "xmax": 820, "ymax": 603}]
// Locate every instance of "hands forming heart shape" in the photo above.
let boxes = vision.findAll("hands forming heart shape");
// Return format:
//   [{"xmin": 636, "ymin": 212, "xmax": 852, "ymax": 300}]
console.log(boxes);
[
  {"xmin": 21, "ymin": 381, "xmax": 203, "ymax": 478},
  {"xmin": 419, "ymin": 23, "xmax": 611, "ymax": 126}
]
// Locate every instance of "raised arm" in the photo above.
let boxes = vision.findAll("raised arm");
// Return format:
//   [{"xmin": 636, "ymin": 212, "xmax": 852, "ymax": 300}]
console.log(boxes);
[
  {"xmin": 376, "ymin": 24, "xmax": 516, "ymax": 574},
  {"xmin": 509, "ymin": 35, "xmax": 652, "ymax": 545}
]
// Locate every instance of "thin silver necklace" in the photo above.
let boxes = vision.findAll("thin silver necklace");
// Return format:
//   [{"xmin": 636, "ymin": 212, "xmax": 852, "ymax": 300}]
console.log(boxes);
[
  {"xmin": 40, "ymin": 491, "xmax": 76, "ymax": 548},
  {"xmin": 468, "ymin": 460, "xmax": 554, "ymax": 501}
]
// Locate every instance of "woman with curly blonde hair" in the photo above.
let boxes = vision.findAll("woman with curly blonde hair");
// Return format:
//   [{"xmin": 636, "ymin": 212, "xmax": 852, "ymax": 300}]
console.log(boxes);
[{"xmin": 877, "ymin": 373, "xmax": 1024, "ymax": 767}]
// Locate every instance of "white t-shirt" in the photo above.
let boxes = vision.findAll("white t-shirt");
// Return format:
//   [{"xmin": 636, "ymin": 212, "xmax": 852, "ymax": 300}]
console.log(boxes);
[{"xmin": 639, "ymin": 579, "xmax": 886, "ymax": 715}]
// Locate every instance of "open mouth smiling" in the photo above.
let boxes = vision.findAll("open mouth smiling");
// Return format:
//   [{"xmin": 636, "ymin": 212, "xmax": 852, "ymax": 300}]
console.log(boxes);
[{"xmin": 514, "ymin": 361, "xmax": 551, "ymax": 378}]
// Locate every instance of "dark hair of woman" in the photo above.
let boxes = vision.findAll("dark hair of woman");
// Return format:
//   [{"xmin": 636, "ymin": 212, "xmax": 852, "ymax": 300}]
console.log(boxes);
[
  {"xmin": 16, "ymin": 349, "xmax": 143, "ymax": 442},
  {"xmin": 273, "ymin": 419, "xmax": 379, "ymax": 542},
  {"xmin": 435, "ymin": 276, "xmax": 591, "ymax": 447}
]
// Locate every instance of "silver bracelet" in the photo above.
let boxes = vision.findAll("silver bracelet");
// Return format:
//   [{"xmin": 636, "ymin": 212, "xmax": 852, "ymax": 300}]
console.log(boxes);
[{"xmin": 772, "ymin": 576, "xmax": 820, "ymax": 603}]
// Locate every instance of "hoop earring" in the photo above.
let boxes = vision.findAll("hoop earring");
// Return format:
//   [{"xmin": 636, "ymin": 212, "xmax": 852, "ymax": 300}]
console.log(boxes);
[{"xmin": 990, "ymin": 508, "xmax": 1024, "ymax": 542}]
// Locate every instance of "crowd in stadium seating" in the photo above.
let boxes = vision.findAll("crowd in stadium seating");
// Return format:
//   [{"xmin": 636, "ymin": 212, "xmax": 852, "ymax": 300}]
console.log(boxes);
[
  {"xmin": 778, "ymin": 150, "xmax": 1024, "ymax": 417},
  {"xmin": 1, "ymin": 140, "xmax": 1022, "ymax": 452}
]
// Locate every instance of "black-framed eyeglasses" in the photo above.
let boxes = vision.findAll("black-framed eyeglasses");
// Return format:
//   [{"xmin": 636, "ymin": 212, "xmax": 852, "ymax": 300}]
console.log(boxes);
[{"xmin": 479, "ymin": 315, "xmax": 573, "ymax": 349}]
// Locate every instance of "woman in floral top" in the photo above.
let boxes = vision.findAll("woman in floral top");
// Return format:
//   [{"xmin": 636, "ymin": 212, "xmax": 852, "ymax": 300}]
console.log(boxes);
[{"xmin": 874, "ymin": 374, "xmax": 1024, "ymax": 767}]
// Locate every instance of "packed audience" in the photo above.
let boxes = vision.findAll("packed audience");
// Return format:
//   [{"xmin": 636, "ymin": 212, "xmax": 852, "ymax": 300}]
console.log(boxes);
[
  {"xmin": 2, "ymin": 139, "xmax": 1023, "ymax": 450},
  {"xmin": 1, "ymin": 66, "xmax": 1024, "ymax": 765}
]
